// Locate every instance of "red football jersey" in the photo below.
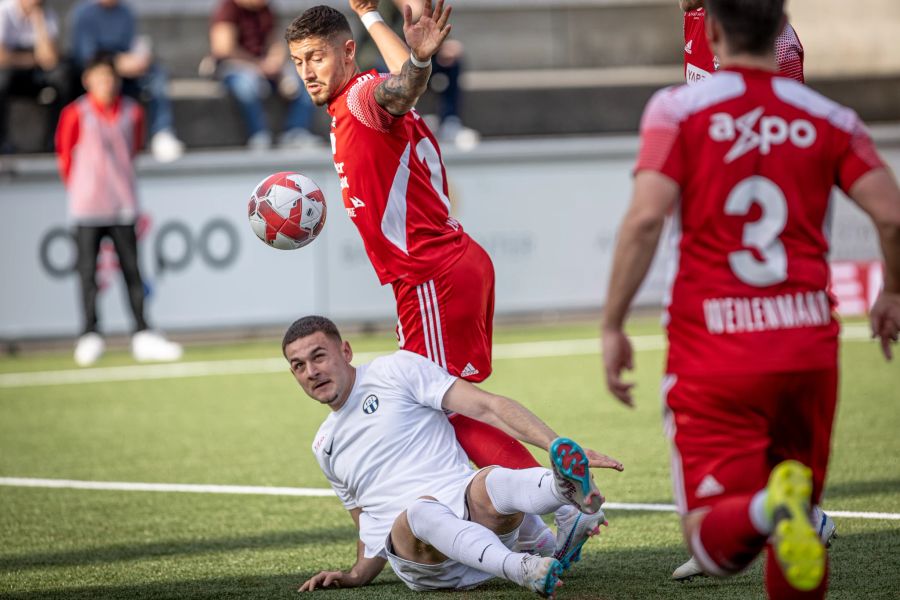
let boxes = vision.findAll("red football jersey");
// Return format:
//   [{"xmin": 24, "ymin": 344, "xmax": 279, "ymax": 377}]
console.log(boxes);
[
  {"xmin": 635, "ymin": 67, "xmax": 883, "ymax": 375},
  {"xmin": 683, "ymin": 8, "xmax": 804, "ymax": 84},
  {"xmin": 327, "ymin": 70, "xmax": 468, "ymax": 285}
]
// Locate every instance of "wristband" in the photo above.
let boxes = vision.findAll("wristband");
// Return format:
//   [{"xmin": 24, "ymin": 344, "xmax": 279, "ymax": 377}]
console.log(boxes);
[
  {"xmin": 409, "ymin": 52, "xmax": 431, "ymax": 69},
  {"xmin": 360, "ymin": 11, "xmax": 384, "ymax": 30}
]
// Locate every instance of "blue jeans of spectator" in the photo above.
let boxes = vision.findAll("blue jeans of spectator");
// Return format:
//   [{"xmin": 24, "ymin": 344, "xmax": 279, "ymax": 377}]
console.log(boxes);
[
  {"xmin": 431, "ymin": 57, "xmax": 461, "ymax": 123},
  {"xmin": 121, "ymin": 62, "xmax": 174, "ymax": 137},
  {"xmin": 219, "ymin": 63, "xmax": 312, "ymax": 138}
]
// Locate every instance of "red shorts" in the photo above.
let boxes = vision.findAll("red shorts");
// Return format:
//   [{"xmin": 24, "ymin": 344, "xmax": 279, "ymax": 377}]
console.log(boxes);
[
  {"xmin": 663, "ymin": 369, "xmax": 837, "ymax": 515},
  {"xmin": 392, "ymin": 239, "xmax": 494, "ymax": 382}
]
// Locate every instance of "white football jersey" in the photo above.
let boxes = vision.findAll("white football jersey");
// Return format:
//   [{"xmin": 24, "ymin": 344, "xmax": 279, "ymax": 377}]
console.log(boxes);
[{"xmin": 311, "ymin": 350, "xmax": 474, "ymax": 558}]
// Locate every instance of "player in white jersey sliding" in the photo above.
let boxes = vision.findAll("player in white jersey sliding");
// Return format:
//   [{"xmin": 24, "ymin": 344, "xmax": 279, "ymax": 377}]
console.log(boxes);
[{"xmin": 283, "ymin": 315, "xmax": 623, "ymax": 597}]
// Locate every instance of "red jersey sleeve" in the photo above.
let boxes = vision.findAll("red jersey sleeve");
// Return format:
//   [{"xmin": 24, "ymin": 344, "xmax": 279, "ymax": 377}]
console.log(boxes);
[
  {"xmin": 55, "ymin": 102, "xmax": 80, "ymax": 184},
  {"xmin": 775, "ymin": 23, "xmax": 804, "ymax": 83},
  {"xmin": 634, "ymin": 87, "xmax": 685, "ymax": 184},
  {"xmin": 345, "ymin": 74, "xmax": 400, "ymax": 133},
  {"xmin": 836, "ymin": 114, "xmax": 885, "ymax": 193}
]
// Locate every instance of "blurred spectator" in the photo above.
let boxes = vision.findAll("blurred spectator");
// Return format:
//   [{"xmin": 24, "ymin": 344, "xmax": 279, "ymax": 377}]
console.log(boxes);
[
  {"xmin": 68, "ymin": 0, "xmax": 185, "ymax": 162},
  {"xmin": 56, "ymin": 53, "xmax": 183, "ymax": 367},
  {"xmin": 209, "ymin": 0, "xmax": 318, "ymax": 150},
  {"xmin": 0, "ymin": 0, "xmax": 70, "ymax": 153},
  {"xmin": 354, "ymin": 0, "xmax": 477, "ymax": 149}
]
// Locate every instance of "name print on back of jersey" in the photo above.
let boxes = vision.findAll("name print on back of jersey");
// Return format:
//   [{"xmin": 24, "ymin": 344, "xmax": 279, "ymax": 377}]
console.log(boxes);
[{"xmin": 709, "ymin": 107, "xmax": 817, "ymax": 163}]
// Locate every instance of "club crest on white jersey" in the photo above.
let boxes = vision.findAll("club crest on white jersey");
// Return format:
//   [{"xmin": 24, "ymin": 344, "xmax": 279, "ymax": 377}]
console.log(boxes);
[
  {"xmin": 362, "ymin": 394, "xmax": 379, "ymax": 414},
  {"xmin": 709, "ymin": 107, "xmax": 817, "ymax": 163}
]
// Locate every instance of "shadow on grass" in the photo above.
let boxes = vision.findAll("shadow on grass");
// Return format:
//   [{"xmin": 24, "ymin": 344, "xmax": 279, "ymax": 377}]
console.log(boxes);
[
  {"xmin": 823, "ymin": 478, "xmax": 900, "ymax": 500},
  {"xmin": 3, "ymin": 527, "xmax": 898, "ymax": 600},
  {"xmin": 0, "ymin": 526, "xmax": 358, "ymax": 571}
]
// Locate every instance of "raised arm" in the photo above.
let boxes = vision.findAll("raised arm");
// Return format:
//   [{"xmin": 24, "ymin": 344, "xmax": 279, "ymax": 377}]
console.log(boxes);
[
  {"xmin": 298, "ymin": 508, "xmax": 387, "ymax": 592},
  {"xmin": 374, "ymin": 0, "xmax": 451, "ymax": 116},
  {"xmin": 350, "ymin": 0, "xmax": 409, "ymax": 74},
  {"xmin": 441, "ymin": 379, "xmax": 624, "ymax": 471}
]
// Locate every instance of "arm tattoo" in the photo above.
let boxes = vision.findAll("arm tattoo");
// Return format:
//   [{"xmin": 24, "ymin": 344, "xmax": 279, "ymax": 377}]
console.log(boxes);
[{"xmin": 374, "ymin": 59, "xmax": 432, "ymax": 116}]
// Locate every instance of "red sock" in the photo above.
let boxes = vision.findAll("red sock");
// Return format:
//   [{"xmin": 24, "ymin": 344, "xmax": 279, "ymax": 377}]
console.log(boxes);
[
  {"xmin": 764, "ymin": 543, "xmax": 828, "ymax": 600},
  {"xmin": 449, "ymin": 413, "xmax": 541, "ymax": 469},
  {"xmin": 694, "ymin": 494, "xmax": 768, "ymax": 574}
]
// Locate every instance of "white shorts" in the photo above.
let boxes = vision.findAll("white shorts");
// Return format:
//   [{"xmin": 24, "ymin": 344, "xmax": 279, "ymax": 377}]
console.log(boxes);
[
  {"xmin": 383, "ymin": 467, "xmax": 518, "ymax": 591},
  {"xmin": 385, "ymin": 525, "xmax": 519, "ymax": 591}
]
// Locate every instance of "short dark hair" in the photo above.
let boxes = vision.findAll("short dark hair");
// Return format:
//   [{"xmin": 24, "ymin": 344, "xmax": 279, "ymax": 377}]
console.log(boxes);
[
  {"xmin": 284, "ymin": 5, "xmax": 352, "ymax": 45},
  {"xmin": 705, "ymin": 0, "xmax": 784, "ymax": 56},
  {"xmin": 84, "ymin": 52, "xmax": 117, "ymax": 74},
  {"xmin": 282, "ymin": 315, "xmax": 342, "ymax": 355}
]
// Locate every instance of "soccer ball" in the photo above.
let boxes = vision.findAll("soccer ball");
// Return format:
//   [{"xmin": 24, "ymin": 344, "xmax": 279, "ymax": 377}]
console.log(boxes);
[{"xmin": 248, "ymin": 172, "xmax": 327, "ymax": 250}]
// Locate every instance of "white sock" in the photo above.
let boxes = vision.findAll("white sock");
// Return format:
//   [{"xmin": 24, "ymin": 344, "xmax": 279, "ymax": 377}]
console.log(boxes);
[
  {"xmin": 749, "ymin": 490, "xmax": 773, "ymax": 534},
  {"xmin": 485, "ymin": 467, "xmax": 566, "ymax": 515},
  {"xmin": 517, "ymin": 512, "xmax": 556, "ymax": 556},
  {"xmin": 519, "ymin": 512, "xmax": 551, "ymax": 540},
  {"xmin": 406, "ymin": 498, "xmax": 530, "ymax": 585}
]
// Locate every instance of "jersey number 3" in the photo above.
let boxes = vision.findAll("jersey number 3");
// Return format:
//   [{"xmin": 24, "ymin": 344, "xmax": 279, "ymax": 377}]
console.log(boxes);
[{"xmin": 725, "ymin": 176, "xmax": 788, "ymax": 287}]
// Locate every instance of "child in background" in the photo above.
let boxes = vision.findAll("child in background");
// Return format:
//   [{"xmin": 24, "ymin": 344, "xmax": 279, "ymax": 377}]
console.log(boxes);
[{"xmin": 55, "ymin": 53, "xmax": 182, "ymax": 366}]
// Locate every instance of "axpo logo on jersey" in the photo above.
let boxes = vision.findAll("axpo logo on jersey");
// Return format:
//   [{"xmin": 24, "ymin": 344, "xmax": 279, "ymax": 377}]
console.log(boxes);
[{"xmin": 709, "ymin": 106, "xmax": 817, "ymax": 163}]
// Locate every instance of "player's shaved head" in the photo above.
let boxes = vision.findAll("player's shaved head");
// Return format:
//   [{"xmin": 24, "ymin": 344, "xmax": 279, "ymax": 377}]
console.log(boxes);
[
  {"xmin": 284, "ymin": 5, "xmax": 352, "ymax": 45},
  {"xmin": 705, "ymin": 0, "xmax": 785, "ymax": 56},
  {"xmin": 282, "ymin": 315, "xmax": 342, "ymax": 356}
]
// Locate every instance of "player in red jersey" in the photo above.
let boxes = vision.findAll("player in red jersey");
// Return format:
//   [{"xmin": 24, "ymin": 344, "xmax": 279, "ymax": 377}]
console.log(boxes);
[
  {"xmin": 603, "ymin": 0, "xmax": 900, "ymax": 597},
  {"xmin": 681, "ymin": 0, "xmax": 803, "ymax": 84},
  {"xmin": 677, "ymin": 0, "xmax": 817, "ymax": 582},
  {"xmin": 283, "ymin": 2, "xmax": 572, "ymax": 556}
]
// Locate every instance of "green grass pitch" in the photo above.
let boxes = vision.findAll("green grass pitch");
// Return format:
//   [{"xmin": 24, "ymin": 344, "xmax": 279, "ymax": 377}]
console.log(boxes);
[{"xmin": 1, "ymin": 318, "xmax": 898, "ymax": 599}]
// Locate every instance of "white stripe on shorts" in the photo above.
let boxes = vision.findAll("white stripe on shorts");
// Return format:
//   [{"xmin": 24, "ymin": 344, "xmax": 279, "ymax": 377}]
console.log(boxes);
[
  {"xmin": 427, "ymin": 280, "xmax": 448, "ymax": 369},
  {"xmin": 416, "ymin": 284, "xmax": 434, "ymax": 362}
]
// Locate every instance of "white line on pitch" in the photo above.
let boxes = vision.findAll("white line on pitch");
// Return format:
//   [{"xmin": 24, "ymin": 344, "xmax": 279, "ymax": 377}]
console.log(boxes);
[
  {"xmin": 0, "ymin": 325, "xmax": 874, "ymax": 389},
  {"xmin": 0, "ymin": 477, "xmax": 896, "ymax": 521}
]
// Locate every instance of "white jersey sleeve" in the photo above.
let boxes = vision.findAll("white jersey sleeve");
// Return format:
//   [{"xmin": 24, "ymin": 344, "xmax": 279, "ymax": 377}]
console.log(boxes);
[{"xmin": 380, "ymin": 350, "xmax": 458, "ymax": 411}]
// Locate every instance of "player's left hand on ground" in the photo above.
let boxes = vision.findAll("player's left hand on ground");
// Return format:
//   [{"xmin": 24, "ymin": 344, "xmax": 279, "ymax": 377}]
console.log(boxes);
[
  {"xmin": 403, "ymin": 0, "xmax": 452, "ymax": 63},
  {"xmin": 601, "ymin": 329, "xmax": 636, "ymax": 407},
  {"xmin": 349, "ymin": 0, "xmax": 379, "ymax": 16},
  {"xmin": 585, "ymin": 448, "xmax": 624, "ymax": 472},
  {"xmin": 869, "ymin": 290, "xmax": 900, "ymax": 360},
  {"xmin": 298, "ymin": 570, "xmax": 346, "ymax": 592}
]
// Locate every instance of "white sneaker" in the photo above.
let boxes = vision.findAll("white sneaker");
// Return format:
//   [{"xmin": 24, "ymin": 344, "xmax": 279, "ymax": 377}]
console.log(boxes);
[
  {"xmin": 812, "ymin": 506, "xmax": 838, "ymax": 547},
  {"xmin": 438, "ymin": 116, "xmax": 481, "ymax": 151},
  {"xmin": 247, "ymin": 130, "xmax": 272, "ymax": 152},
  {"xmin": 519, "ymin": 554, "xmax": 564, "ymax": 598},
  {"xmin": 670, "ymin": 508, "xmax": 836, "ymax": 583},
  {"xmin": 672, "ymin": 556, "xmax": 704, "ymax": 581},
  {"xmin": 549, "ymin": 437, "xmax": 604, "ymax": 514},
  {"xmin": 515, "ymin": 522, "xmax": 557, "ymax": 558},
  {"xmin": 279, "ymin": 128, "xmax": 324, "ymax": 150},
  {"xmin": 132, "ymin": 330, "xmax": 182, "ymax": 363},
  {"xmin": 553, "ymin": 504, "xmax": 605, "ymax": 571},
  {"xmin": 74, "ymin": 332, "xmax": 105, "ymax": 367},
  {"xmin": 150, "ymin": 130, "xmax": 185, "ymax": 163}
]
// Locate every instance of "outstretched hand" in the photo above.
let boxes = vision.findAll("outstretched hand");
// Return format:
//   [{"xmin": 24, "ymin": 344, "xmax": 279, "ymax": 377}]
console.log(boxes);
[
  {"xmin": 602, "ymin": 329, "xmax": 636, "ymax": 407},
  {"xmin": 585, "ymin": 448, "xmax": 624, "ymax": 472},
  {"xmin": 403, "ymin": 0, "xmax": 452, "ymax": 62},
  {"xmin": 870, "ymin": 291, "xmax": 900, "ymax": 360}
]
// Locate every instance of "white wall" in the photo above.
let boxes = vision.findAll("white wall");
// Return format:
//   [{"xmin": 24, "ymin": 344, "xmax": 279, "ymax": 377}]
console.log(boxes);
[{"xmin": 0, "ymin": 133, "xmax": 894, "ymax": 339}]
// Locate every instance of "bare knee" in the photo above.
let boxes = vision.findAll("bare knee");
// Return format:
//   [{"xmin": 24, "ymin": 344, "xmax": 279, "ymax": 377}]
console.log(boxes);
[
  {"xmin": 467, "ymin": 467, "xmax": 524, "ymax": 534},
  {"xmin": 391, "ymin": 499, "xmax": 448, "ymax": 565}
]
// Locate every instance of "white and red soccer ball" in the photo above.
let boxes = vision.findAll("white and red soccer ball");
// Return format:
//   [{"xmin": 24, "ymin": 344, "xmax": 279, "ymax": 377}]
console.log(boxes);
[{"xmin": 248, "ymin": 172, "xmax": 327, "ymax": 250}]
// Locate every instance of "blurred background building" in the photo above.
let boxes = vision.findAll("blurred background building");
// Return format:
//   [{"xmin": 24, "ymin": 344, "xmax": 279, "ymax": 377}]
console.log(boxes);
[{"xmin": 1, "ymin": 0, "xmax": 898, "ymax": 345}]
